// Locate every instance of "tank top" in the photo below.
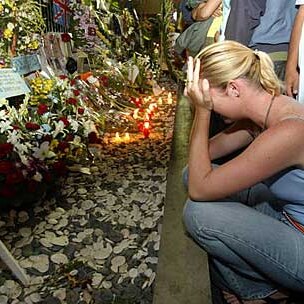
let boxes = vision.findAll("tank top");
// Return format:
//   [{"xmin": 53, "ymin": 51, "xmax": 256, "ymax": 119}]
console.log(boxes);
[{"xmin": 264, "ymin": 116, "xmax": 304, "ymax": 225}]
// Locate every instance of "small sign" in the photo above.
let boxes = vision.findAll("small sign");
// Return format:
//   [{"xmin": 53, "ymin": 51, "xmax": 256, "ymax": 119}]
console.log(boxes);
[
  {"xmin": 0, "ymin": 69, "xmax": 30, "ymax": 99},
  {"xmin": 11, "ymin": 54, "xmax": 41, "ymax": 75}
]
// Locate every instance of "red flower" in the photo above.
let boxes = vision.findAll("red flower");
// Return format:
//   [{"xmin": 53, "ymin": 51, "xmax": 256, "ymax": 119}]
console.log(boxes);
[
  {"xmin": 52, "ymin": 161, "xmax": 67, "ymax": 177},
  {"xmin": 0, "ymin": 161, "xmax": 14, "ymax": 174},
  {"xmin": 59, "ymin": 75, "xmax": 68, "ymax": 80},
  {"xmin": 70, "ymin": 79, "xmax": 77, "ymax": 86},
  {"xmin": 25, "ymin": 122, "xmax": 40, "ymax": 130},
  {"xmin": 59, "ymin": 117, "xmax": 70, "ymax": 126},
  {"xmin": 43, "ymin": 171, "xmax": 53, "ymax": 182},
  {"xmin": 6, "ymin": 171, "xmax": 24, "ymax": 184},
  {"xmin": 61, "ymin": 33, "xmax": 71, "ymax": 42},
  {"xmin": 99, "ymin": 75, "xmax": 109, "ymax": 87},
  {"xmin": 27, "ymin": 180, "xmax": 38, "ymax": 193},
  {"xmin": 37, "ymin": 103, "xmax": 48, "ymax": 115},
  {"xmin": 73, "ymin": 89, "xmax": 80, "ymax": 96},
  {"xmin": 77, "ymin": 107, "xmax": 84, "ymax": 115},
  {"xmin": 13, "ymin": 125, "xmax": 20, "ymax": 130},
  {"xmin": 0, "ymin": 186, "xmax": 16, "ymax": 198},
  {"xmin": 0, "ymin": 143, "xmax": 13, "ymax": 158},
  {"xmin": 58, "ymin": 141, "xmax": 69, "ymax": 152},
  {"xmin": 43, "ymin": 135, "xmax": 52, "ymax": 142},
  {"xmin": 67, "ymin": 97, "xmax": 77, "ymax": 105},
  {"xmin": 65, "ymin": 134, "xmax": 74, "ymax": 141}
]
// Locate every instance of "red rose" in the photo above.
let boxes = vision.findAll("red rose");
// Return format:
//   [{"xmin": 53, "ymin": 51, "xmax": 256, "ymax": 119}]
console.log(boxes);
[
  {"xmin": 43, "ymin": 135, "xmax": 52, "ymax": 142},
  {"xmin": 65, "ymin": 134, "xmax": 74, "ymax": 141},
  {"xmin": 52, "ymin": 161, "xmax": 67, "ymax": 177},
  {"xmin": 73, "ymin": 89, "xmax": 80, "ymax": 96},
  {"xmin": 0, "ymin": 161, "xmax": 14, "ymax": 174},
  {"xmin": 59, "ymin": 75, "xmax": 68, "ymax": 80},
  {"xmin": 0, "ymin": 143, "xmax": 13, "ymax": 158},
  {"xmin": 67, "ymin": 97, "xmax": 77, "ymax": 105},
  {"xmin": 43, "ymin": 171, "xmax": 53, "ymax": 182},
  {"xmin": 0, "ymin": 186, "xmax": 16, "ymax": 198},
  {"xmin": 59, "ymin": 117, "xmax": 70, "ymax": 126},
  {"xmin": 70, "ymin": 79, "xmax": 76, "ymax": 86},
  {"xmin": 27, "ymin": 180, "xmax": 38, "ymax": 193},
  {"xmin": 77, "ymin": 107, "xmax": 84, "ymax": 115},
  {"xmin": 37, "ymin": 103, "xmax": 48, "ymax": 115},
  {"xmin": 13, "ymin": 125, "xmax": 20, "ymax": 130},
  {"xmin": 58, "ymin": 141, "xmax": 69, "ymax": 152},
  {"xmin": 25, "ymin": 122, "xmax": 40, "ymax": 130},
  {"xmin": 6, "ymin": 171, "xmax": 24, "ymax": 184},
  {"xmin": 61, "ymin": 33, "xmax": 71, "ymax": 42}
]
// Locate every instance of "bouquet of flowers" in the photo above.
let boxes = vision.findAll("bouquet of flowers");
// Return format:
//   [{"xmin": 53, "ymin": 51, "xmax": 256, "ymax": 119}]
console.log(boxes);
[
  {"xmin": 0, "ymin": 0, "xmax": 45, "ymax": 65},
  {"xmin": 0, "ymin": 74, "xmax": 103, "ymax": 204}
]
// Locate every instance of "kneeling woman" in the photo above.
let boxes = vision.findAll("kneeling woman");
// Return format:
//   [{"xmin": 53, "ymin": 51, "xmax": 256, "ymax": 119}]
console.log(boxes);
[{"xmin": 183, "ymin": 40, "xmax": 304, "ymax": 303}]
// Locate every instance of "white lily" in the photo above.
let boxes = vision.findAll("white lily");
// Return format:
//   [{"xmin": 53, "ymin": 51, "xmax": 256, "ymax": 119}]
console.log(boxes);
[{"xmin": 33, "ymin": 141, "xmax": 56, "ymax": 160}]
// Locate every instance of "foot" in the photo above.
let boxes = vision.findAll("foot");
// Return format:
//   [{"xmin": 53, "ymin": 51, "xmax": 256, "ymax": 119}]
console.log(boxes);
[
  {"xmin": 223, "ymin": 290, "xmax": 289, "ymax": 304},
  {"xmin": 223, "ymin": 291, "xmax": 266, "ymax": 304}
]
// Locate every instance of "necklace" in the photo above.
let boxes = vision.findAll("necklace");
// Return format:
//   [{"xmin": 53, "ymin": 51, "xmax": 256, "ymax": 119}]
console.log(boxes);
[{"xmin": 262, "ymin": 94, "xmax": 276, "ymax": 130}]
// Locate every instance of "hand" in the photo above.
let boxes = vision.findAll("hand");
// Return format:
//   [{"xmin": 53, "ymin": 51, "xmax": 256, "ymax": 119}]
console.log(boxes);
[
  {"xmin": 212, "ymin": 4, "xmax": 222, "ymax": 17},
  {"xmin": 184, "ymin": 56, "xmax": 213, "ymax": 110},
  {"xmin": 285, "ymin": 67, "xmax": 299, "ymax": 97}
]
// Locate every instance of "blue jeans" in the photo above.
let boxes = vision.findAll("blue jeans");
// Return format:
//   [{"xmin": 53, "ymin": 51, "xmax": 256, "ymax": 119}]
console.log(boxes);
[{"xmin": 182, "ymin": 167, "xmax": 304, "ymax": 300}]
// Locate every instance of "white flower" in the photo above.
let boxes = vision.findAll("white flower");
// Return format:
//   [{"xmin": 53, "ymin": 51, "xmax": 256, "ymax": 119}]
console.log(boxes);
[
  {"xmin": 18, "ymin": 99, "xmax": 29, "ymax": 117},
  {"xmin": 0, "ymin": 99, "xmax": 8, "ymax": 107},
  {"xmin": 52, "ymin": 120, "xmax": 65, "ymax": 138},
  {"xmin": 0, "ymin": 120, "xmax": 13, "ymax": 133},
  {"xmin": 72, "ymin": 135, "xmax": 82, "ymax": 146},
  {"xmin": 6, "ymin": 130, "xmax": 23, "ymax": 146},
  {"xmin": 33, "ymin": 141, "xmax": 56, "ymax": 160},
  {"xmin": 0, "ymin": 110, "xmax": 7, "ymax": 120},
  {"xmin": 83, "ymin": 120, "xmax": 96, "ymax": 137},
  {"xmin": 7, "ymin": 22, "xmax": 15, "ymax": 30},
  {"xmin": 69, "ymin": 119, "xmax": 79, "ymax": 133}
]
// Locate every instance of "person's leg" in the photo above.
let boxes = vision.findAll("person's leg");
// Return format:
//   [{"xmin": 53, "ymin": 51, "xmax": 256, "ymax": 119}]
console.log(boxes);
[{"xmin": 183, "ymin": 199, "xmax": 304, "ymax": 300}]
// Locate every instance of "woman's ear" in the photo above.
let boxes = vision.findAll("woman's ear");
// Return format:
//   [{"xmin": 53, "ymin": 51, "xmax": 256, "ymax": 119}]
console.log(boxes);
[{"xmin": 226, "ymin": 80, "xmax": 240, "ymax": 98}]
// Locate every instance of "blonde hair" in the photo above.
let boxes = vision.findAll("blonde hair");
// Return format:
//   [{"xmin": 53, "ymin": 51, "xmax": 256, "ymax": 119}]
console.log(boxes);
[{"xmin": 195, "ymin": 40, "xmax": 283, "ymax": 96}]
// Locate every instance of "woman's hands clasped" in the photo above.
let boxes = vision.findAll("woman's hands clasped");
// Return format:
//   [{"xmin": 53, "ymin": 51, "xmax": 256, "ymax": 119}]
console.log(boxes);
[{"xmin": 184, "ymin": 56, "xmax": 213, "ymax": 111}]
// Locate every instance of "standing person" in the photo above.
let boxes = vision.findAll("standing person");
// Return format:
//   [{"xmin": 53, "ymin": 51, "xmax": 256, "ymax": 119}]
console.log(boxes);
[
  {"xmin": 183, "ymin": 40, "xmax": 304, "ymax": 303},
  {"xmin": 225, "ymin": 0, "xmax": 297, "ymax": 80},
  {"xmin": 285, "ymin": 1, "xmax": 304, "ymax": 103}
]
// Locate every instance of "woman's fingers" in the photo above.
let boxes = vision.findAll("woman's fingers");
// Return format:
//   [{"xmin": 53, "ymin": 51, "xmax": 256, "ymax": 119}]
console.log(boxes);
[
  {"xmin": 187, "ymin": 56, "xmax": 194, "ymax": 83},
  {"xmin": 202, "ymin": 79, "xmax": 210, "ymax": 99},
  {"xmin": 193, "ymin": 58, "xmax": 200, "ymax": 84},
  {"xmin": 202, "ymin": 78, "xmax": 213, "ymax": 110}
]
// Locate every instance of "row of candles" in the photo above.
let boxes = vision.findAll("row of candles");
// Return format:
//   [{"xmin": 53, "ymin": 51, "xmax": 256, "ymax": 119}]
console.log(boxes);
[{"xmin": 113, "ymin": 91, "xmax": 174, "ymax": 143}]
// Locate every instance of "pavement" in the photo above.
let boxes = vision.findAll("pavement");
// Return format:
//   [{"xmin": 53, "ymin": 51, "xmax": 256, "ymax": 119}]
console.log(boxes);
[{"xmin": 153, "ymin": 94, "xmax": 212, "ymax": 304}]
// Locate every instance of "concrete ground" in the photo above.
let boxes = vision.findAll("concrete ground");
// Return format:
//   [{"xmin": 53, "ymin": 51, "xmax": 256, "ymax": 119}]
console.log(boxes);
[{"xmin": 153, "ymin": 95, "xmax": 212, "ymax": 304}]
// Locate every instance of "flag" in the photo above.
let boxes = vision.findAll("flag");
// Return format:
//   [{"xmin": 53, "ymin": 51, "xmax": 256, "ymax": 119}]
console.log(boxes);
[{"xmin": 53, "ymin": 0, "xmax": 70, "ymax": 27}]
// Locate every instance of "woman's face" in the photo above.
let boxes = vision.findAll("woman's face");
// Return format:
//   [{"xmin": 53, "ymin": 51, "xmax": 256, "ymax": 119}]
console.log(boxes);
[{"xmin": 209, "ymin": 86, "xmax": 244, "ymax": 122}]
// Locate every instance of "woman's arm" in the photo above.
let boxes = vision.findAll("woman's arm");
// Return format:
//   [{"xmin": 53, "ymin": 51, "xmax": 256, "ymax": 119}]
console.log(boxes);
[
  {"xmin": 192, "ymin": 0, "xmax": 222, "ymax": 21},
  {"xmin": 209, "ymin": 120, "xmax": 256, "ymax": 160},
  {"xmin": 285, "ymin": 5, "xmax": 304, "ymax": 97},
  {"xmin": 189, "ymin": 119, "xmax": 304, "ymax": 202}
]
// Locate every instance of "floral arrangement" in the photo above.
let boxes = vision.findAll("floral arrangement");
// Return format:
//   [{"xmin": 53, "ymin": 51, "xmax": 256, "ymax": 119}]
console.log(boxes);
[
  {"xmin": 0, "ymin": 0, "xmax": 45, "ymax": 65},
  {"xmin": 0, "ymin": 74, "xmax": 103, "ymax": 203}
]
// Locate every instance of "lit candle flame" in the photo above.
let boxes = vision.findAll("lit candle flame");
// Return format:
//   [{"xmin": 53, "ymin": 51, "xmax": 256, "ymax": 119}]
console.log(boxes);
[{"xmin": 124, "ymin": 132, "xmax": 130, "ymax": 141}]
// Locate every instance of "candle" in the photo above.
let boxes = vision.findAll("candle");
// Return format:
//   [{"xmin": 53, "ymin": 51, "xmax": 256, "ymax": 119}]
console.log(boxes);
[
  {"xmin": 143, "ymin": 121, "xmax": 150, "ymax": 138},
  {"xmin": 115, "ymin": 132, "xmax": 121, "ymax": 143},
  {"xmin": 124, "ymin": 132, "xmax": 130, "ymax": 142}
]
